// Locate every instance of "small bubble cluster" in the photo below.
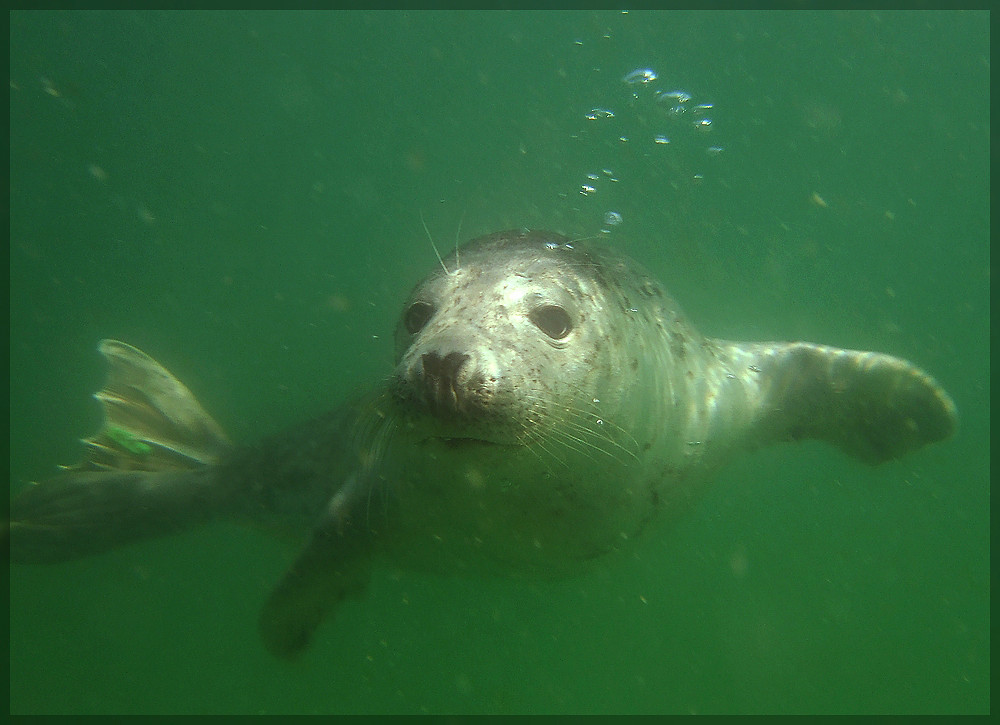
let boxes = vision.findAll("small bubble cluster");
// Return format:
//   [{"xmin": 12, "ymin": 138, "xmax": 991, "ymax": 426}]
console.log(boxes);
[
  {"xmin": 569, "ymin": 63, "xmax": 726, "ymax": 233},
  {"xmin": 579, "ymin": 167, "xmax": 619, "ymax": 197},
  {"xmin": 578, "ymin": 65, "xmax": 723, "ymax": 153}
]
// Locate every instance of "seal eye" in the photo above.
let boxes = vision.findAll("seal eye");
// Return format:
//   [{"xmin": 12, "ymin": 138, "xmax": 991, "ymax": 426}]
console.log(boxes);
[
  {"xmin": 530, "ymin": 304, "xmax": 573, "ymax": 340},
  {"xmin": 404, "ymin": 301, "xmax": 435, "ymax": 334}
]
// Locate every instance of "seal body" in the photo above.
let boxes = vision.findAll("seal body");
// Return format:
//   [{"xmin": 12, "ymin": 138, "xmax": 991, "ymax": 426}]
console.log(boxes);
[{"xmin": 9, "ymin": 229, "xmax": 958, "ymax": 659}]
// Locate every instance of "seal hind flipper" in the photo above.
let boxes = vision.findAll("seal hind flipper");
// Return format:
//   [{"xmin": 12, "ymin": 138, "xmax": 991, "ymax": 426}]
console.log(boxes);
[
  {"xmin": 76, "ymin": 339, "xmax": 231, "ymax": 472},
  {"xmin": 725, "ymin": 341, "xmax": 958, "ymax": 464},
  {"xmin": 9, "ymin": 468, "xmax": 227, "ymax": 563},
  {"xmin": 9, "ymin": 341, "xmax": 237, "ymax": 563},
  {"xmin": 259, "ymin": 476, "xmax": 374, "ymax": 660}
]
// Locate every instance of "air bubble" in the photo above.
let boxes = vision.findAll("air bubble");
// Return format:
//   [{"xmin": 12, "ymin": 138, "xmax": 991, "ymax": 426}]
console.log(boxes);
[
  {"xmin": 623, "ymin": 68, "xmax": 657, "ymax": 85},
  {"xmin": 661, "ymin": 90, "xmax": 691, "ymax": 102}
]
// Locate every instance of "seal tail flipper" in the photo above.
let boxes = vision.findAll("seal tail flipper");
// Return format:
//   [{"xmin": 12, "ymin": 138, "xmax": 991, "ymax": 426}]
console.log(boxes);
[
  {"xmin": 74, "ymin": 339, "xmax": 231, "ymax": 472},
  {"xmin": 721, "ymin": 341, "xmax": 958, "ymax": 464},
  {"xmin": 9, "ymin": 468, "xmax": 228, "ymax": 563},
  {"xmin": 259, "ymin": 475, "xmax": 374, "ymax": 660},
  {"xmin": 9, "ymin": 339, "xmax": 235, "ymax": 563}
]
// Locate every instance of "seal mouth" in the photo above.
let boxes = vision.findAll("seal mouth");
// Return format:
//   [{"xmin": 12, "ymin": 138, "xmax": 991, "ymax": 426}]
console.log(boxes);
[
  {"xmin": 439, "ymin": 436, "xmax": 506, "ymax": 448},
  {"xmin": 420, "ymin": 434, "xmax": 518, "ymax": 450}
]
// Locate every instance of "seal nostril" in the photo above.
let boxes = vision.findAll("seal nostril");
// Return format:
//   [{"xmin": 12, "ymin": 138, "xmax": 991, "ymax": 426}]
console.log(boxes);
[
  {"xmin": 422, "ymin": 352, "xmax": 469, "ymax": 381},
  {"xmin": 420, "ymin": 352, "xmax": 471, "ymax": 412}
]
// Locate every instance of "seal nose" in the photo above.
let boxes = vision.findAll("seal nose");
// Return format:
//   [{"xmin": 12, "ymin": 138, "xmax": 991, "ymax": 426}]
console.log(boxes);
[{"xmin": 420, "ymin": 351, "xmax": 470, "ymax": 414}]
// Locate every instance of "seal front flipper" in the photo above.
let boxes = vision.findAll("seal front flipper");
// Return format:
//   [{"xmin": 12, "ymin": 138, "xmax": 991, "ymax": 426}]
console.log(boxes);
[
  {"xmin": 721, "ymin": 341, "xmax": 958, "ymax": 464},
  {"xmin": 259, "ymin": 474, "xmax": 375, "ymax": 660},
  {"xmin": 10, "ymin": 339, "xmax": 235, "ymax": 563}
]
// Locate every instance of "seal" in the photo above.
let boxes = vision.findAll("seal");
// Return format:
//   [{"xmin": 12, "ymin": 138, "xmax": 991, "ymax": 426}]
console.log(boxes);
[{"xmin": 8, "ymin": 229, "xmax": 958, "ymax": 659}]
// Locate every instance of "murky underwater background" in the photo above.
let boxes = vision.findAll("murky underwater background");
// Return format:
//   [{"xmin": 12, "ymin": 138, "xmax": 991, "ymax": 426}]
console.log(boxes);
[{"xmin": 9, "ymin": 10, "xmax": 988, "ymax": 714}]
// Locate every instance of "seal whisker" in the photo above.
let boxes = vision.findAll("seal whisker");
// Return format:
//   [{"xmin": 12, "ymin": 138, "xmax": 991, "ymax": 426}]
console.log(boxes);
[
  {"xmin": 545, "ymin": 425, "xmax": 621, "ymax": 465},
  {"xmin": 515, "ymin": 394, "xmax": 630, "ymax": 467},
  {"xmin": 552, "ymin": 417, "xmax": 637, "ymax": 465},
  {"xmin": 347, "ymin": 397, "xmax": 398, "ymax": 530},
  {"xmin": 370, "ymin": 417, "xmax": 399, "ymax": 526},
  {"xmin": 563, "ymin": 407, "xmax": 642, "ymax": 461},
  {"xmin": 564, "ymin": 233, "xmax": 604, "ymax": 246},
  {"xmin": 518, "ymin": 390, "xmax": 641, "ymax": 464},
  {"xmin": 550, "ymin": 381, "xmax": 644, "ymax": 456},
  {"xmin": 454, "ymin": 211, "xmax": 465, "ymax": 272},
  {"xmin": 420, "ymin": 209, "xmax": 453, "ymax": 277},
  {"xmin": 517, "ymin": 428, "xmax": 567, "ymax": 473},
  {"xmin": 514, "ymin": 401, "xmax": 577, "ymax": 473}
]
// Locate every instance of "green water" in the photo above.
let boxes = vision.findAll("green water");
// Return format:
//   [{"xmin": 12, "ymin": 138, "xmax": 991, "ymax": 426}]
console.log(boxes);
[{"xmin": 9, "ymin": 10, "xmax": 988, "ymax": 714}]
